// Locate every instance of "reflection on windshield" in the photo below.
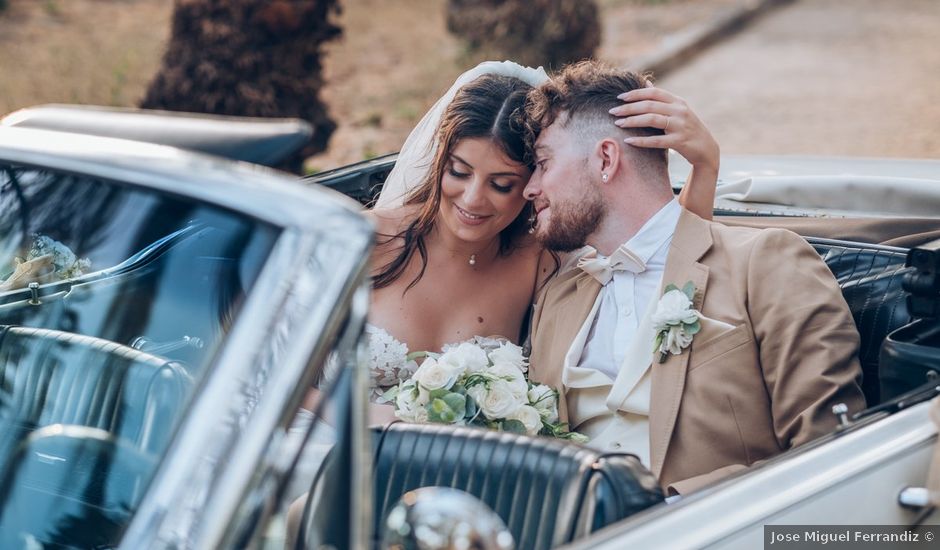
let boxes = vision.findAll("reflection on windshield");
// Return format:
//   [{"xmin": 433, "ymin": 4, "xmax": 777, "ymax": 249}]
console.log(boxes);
[{"xmin": 0, "ymin": 163, "xmax": 280, "ymax": 548}]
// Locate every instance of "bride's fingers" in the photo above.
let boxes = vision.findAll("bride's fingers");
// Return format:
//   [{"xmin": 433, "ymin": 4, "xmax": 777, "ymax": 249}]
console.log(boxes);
[
  {"xmin": 618, "ymin": 87, "xmax": 683, "ymax": 105},
  {"xmin": 623, "ymin": 135, "xmax": 670, "ymax": 149},
  {"xmin": 608, "ymin": 99, "xmax": 675, "ymax": 118},
  {"xmin": 614, "ymin": 113, "xmax": 671, "ymax": 130}
]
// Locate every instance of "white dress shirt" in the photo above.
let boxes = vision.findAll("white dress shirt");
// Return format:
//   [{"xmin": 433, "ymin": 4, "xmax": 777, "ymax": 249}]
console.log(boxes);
[
  {"xmin": 579, "ymin": 198, "xmax": 681, "ymax": 377},
  {"xmin": 563, "ymin": 198, "xmax": 681, "ymax": 463}
]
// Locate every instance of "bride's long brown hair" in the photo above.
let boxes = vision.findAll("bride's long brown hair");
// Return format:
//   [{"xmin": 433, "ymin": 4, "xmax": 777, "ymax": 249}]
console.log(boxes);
[{"xmin": 373, "ymin": 74, "xmax": 538, "ymax": 291}]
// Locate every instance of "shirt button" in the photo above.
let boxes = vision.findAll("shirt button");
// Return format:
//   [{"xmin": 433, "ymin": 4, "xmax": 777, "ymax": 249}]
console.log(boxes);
[{"xmin": 621, "ymin": 307, "xmax": 632, "ymax": 317}]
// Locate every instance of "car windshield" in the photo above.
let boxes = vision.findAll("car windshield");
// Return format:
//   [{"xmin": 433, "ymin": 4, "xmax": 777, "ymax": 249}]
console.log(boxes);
[{"xmin": 0, "ymin": 163, "xmax": 280, "ymax": 548}]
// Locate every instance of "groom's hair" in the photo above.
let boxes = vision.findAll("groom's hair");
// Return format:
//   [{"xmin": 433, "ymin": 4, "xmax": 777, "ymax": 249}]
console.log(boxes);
[{"xmin": 525, "ymin": 60, "xmax": 667, "ymax": 177}]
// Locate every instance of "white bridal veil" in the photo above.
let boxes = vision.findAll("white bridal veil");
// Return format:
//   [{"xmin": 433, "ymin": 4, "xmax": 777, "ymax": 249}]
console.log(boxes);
[{"xmin": 375, "ymin": 61, "xmax": 549, "ymax": 209}]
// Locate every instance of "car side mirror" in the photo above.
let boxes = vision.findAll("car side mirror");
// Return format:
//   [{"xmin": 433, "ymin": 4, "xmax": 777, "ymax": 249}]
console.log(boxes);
[{"xmin": 383, "ymin": 487, "xmax": 514, "ymax": 550}]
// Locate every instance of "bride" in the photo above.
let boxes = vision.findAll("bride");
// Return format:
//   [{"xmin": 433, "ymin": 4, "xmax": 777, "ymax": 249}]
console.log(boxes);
[{"xmin": 361, "ymin": 61, "xmax": 720, "ymax": 412}]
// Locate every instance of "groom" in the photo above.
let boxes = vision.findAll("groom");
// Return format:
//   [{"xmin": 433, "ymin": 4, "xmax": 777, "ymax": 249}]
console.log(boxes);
[{"xmin": 523, "ymin": 61, "xmax": 865, "ymax": 495}]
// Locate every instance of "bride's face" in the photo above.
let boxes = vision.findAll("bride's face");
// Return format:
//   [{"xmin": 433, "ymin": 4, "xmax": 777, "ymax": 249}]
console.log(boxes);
[{"xmin": 438, "ymin": 138, "xmax": 530, "ymax": 244}]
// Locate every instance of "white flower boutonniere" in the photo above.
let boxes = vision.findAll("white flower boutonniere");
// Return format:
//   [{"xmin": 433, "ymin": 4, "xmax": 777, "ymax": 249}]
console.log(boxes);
[{"xmin": 652, "ymin": 281, "xmax": 701, "ymax": 363}]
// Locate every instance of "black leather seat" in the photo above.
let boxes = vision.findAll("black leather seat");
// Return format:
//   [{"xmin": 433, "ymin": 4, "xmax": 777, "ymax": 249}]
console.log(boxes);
[
  {"xmin": 0, "ymin": 325, "xmax": 192, "ymax": 460},
  {"xmin": 809, "ymin": 238, "xmax": 911, "ymax": 404},
  {"xmin": 368, "ymin": 423, "xmax": 663, "ymax": 550}
]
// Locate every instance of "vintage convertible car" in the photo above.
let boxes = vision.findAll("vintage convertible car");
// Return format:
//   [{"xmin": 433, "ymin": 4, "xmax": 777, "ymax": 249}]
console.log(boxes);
[{"xmin": 1, "ymin": 106, "xmax": 940, "ymax": 549}]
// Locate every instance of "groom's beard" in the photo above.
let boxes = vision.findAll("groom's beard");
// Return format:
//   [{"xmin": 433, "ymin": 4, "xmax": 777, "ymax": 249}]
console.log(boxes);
[{"xmin": 538, "ymin": 188, "xmax": 605, "ymax": 252}]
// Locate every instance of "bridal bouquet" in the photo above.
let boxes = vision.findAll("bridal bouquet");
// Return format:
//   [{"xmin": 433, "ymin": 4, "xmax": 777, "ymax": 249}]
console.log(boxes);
[
  {"xmin": 1, "ymin": 234, "xmax": 91, "ymax": 292},
  {"xmin": 384, "ymin": 337, "xmax": 587, "ymax": 442},
  {"xmin": 26, "ymin": 235, "xmax": 91, "ymax": 279}
]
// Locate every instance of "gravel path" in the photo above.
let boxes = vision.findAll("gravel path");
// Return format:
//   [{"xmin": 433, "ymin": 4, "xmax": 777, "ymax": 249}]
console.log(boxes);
[{"xmin": 657, "ymin": 0, "xmax": 940, "ymax": 159}]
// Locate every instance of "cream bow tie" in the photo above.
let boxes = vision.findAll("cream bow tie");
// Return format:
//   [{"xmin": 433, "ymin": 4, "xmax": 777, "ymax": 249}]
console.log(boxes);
[{"xmin": 577, "ymin": 244, "xmax": 646, "ymax": 285}]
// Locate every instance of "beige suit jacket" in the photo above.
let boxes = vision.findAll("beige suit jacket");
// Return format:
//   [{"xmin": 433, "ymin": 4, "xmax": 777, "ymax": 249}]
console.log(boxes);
[{"xmin": 529, "ymin": 209, "xmax": 866, "ymax": 495}]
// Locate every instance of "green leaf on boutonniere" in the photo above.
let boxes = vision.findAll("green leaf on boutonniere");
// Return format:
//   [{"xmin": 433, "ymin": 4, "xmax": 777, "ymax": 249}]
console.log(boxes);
[
  {"xmin": 663, "ymin": 283, "xmax": 680, "ymax": 294},
  {"xmin": 653, "ymin": 332, "xmax": 664, "ymax": 354},
  {"xmin": 681, "ymin": 281, "xmax": 696, "ymax": 301},
  {"xmin": 686, "ymin": 320, "xmax": 701, "ymax": 335}
]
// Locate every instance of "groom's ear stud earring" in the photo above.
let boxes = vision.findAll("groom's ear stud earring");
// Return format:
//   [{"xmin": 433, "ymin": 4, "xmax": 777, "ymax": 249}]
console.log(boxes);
[{"xmin": 602, "ymin": 173, "xmax": 609, "ymax": 182}]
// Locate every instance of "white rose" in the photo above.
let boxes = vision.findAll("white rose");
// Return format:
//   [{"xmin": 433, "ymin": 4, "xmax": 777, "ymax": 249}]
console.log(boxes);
[
  {"xmin": 488, "ymin": 342, "xmax": 528, "ymax": 372},
  {"xmin": 395, "ymin": 381, "xmax": 423, "ymax": 422},
  {"xmin": 662, "ymin": 326, "xmax": 694, "ymax": 356},
  {"xmin": 439, "ymin": 342, "xmax": 489, "ymax": 374},
  {"xmin": 509, "ymin": 405, "xmax": 543, "ymax": 436},
  {"xmin": 413, "ymin": 357, "xmax": 460, "ymax": 391},
  {"xmin": 479, "ymin": 380, "xmax": 522, "ymax": 420},
  {"xmin": 652, "ymin": 289, "xmax": 699, "ymax": 329},
  {"xmin": 527, "ymin": 384, "xmax": 558, "ymax": 422},
  {"xmin": 486, "ymin": 362, "xmax": 528, "ymax": 401}
]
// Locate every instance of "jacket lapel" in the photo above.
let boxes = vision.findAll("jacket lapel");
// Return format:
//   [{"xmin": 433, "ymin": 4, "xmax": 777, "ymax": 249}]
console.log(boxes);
[
  {"xmin": 606, "ymin": 289, "xmax": 658, "ymax": 414},
  {"xmin": 649, "ymin": 210, "xmax": 713, "ymax": 477},
  {"xmin": 532, "ymin": 269, "xmax": 602, "ymax": 421}
]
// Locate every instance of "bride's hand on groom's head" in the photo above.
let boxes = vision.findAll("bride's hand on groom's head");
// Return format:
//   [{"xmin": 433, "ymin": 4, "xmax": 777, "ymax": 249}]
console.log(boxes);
[{"xmin": 608, "ymin": 87, "xmax": 719, "ymax": 172}]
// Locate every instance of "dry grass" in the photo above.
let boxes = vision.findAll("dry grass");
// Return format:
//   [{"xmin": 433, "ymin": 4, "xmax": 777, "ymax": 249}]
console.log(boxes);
[
  {"xmin": 0, "ymin": 0, "xmax": 744, "ymax": 171},
  {"xmin": 0, "ymin": 0, "xmax": 171, "ymax": 110}
]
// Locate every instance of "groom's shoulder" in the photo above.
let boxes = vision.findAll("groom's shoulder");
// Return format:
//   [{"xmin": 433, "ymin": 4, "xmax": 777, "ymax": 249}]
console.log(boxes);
[
  {"xmin": 703, "ymin": 216, "xmax": 824, "ymax": 269},
  {"xmin": 687, "ymin": 210, "xmax": 803, "ymax": 250}
]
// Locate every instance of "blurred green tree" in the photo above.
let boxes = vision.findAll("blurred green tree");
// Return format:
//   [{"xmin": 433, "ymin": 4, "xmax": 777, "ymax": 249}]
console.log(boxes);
[
  {"xmin": 141, "ymin": 0, "xmax": 341, "ymax": 173},
  {"xmin": 446, "ymin": 0, "xmax": 600, "ymax": 69}
]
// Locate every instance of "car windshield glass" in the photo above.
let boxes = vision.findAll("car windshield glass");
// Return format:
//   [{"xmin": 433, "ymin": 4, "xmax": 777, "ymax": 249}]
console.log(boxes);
[{"xmin": 0, "ymin": 163, "xmax": 280, "ymax": 548}]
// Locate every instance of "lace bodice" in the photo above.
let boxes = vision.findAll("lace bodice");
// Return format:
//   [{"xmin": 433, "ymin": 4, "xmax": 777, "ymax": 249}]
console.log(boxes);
[{"xmin": 365, "ymin": 324, "xmax": 418, "ymax": 402}]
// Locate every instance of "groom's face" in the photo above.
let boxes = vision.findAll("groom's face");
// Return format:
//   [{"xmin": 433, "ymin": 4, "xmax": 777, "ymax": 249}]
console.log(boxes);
[{"xmin": 524, "ymin": 120, "xmax": 605, "ymax": 252}]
